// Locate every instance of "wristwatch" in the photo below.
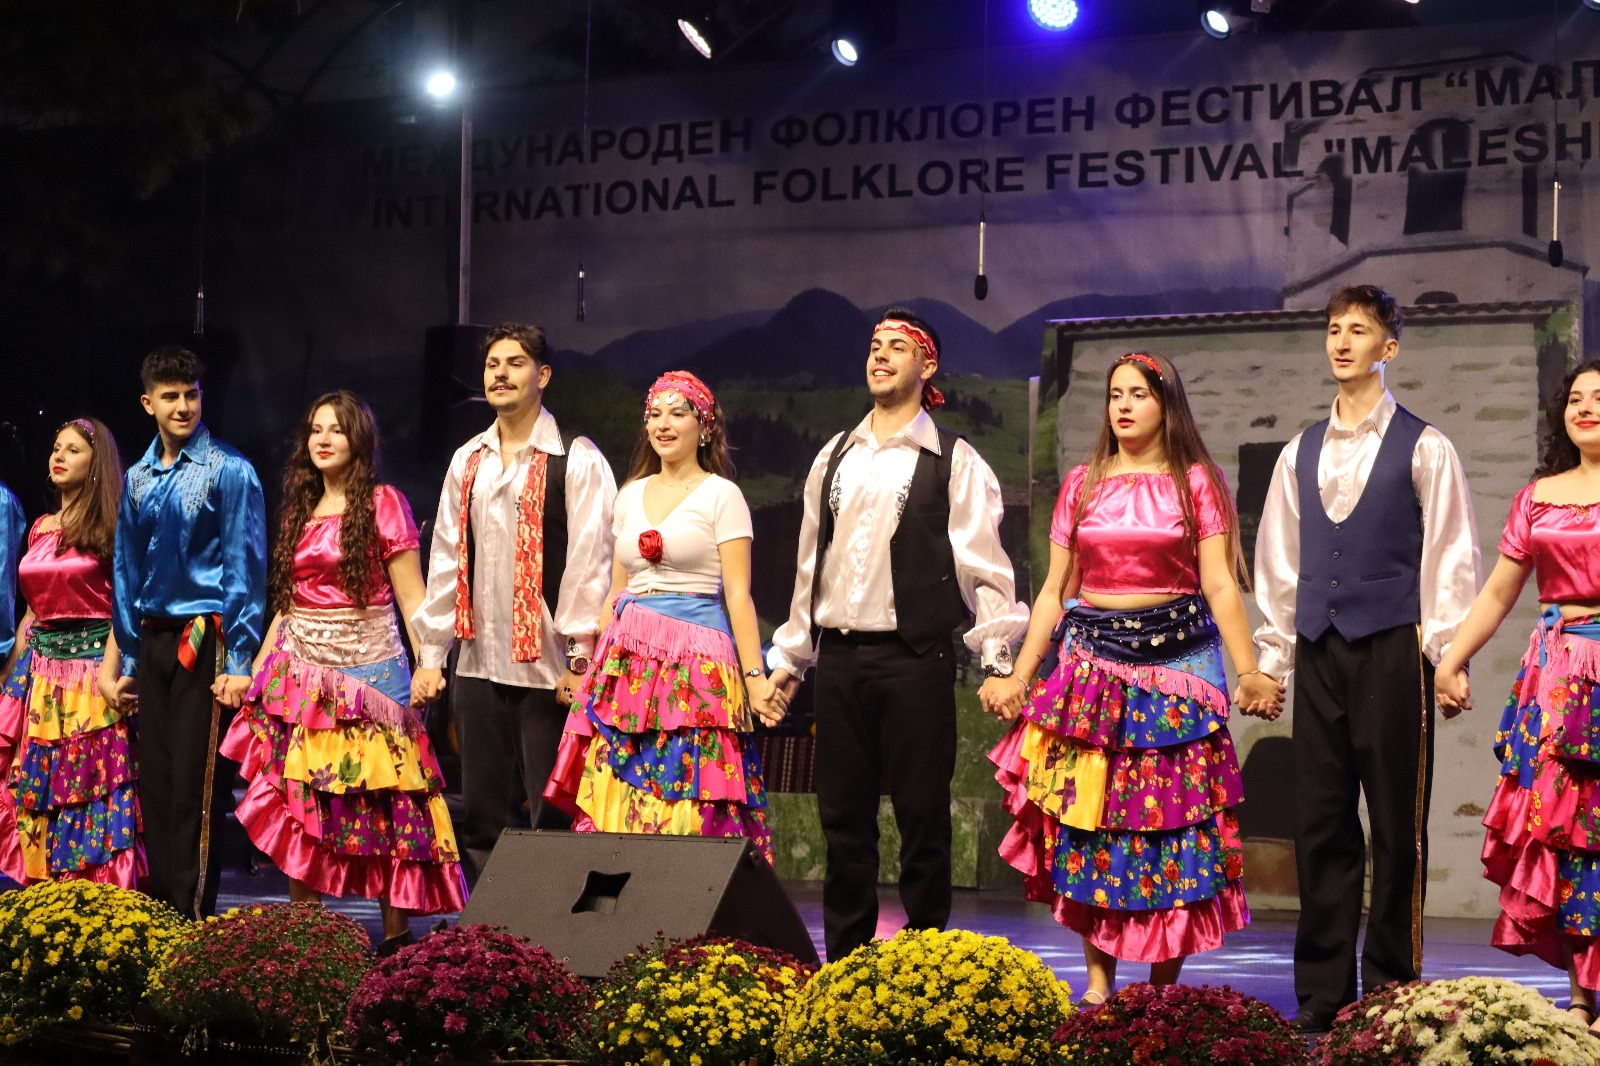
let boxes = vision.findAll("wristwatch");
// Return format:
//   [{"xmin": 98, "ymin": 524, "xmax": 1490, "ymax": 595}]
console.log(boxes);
[
  {"xmin": 982, "ymin": 661, "xmax": 1014, "ymax": 679},
  {"xmin": 569, "ymin": 654, "xmax": 592, "ymax": 675},
  {"xmin": 745, "ymin": 667, "xmax": 764, "ymax": 679}
]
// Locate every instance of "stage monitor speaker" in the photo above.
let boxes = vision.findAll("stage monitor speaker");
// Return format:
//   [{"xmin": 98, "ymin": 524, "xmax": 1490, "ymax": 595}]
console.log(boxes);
[
  {"xmin": 419, "ymin": 323, "xmax": 491, "ymax": 464},
  {"xmin": 458, "ymin": 830, "xmax": 820, "ymax": 978}
]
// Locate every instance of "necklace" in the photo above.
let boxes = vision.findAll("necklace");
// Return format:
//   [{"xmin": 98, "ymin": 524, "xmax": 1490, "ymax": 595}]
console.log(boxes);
[{"xmin": 658, "ymin": 471, "xmax": 707, "ymax": 490}]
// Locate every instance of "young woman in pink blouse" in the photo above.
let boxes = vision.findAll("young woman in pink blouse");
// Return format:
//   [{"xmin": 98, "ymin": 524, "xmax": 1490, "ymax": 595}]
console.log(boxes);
[
  {"xmin": 0, "ymin": 418, "xmax": 139, "ymax": 886},
  {"xmin": 982, "ymin": 352, "xmax": 1282, "ymax": 1006},
  {"xmin": 221, "ymin": 391, "xmax": 465, "ymax": 953},
  {"xmin": 1436, "ymin": 360, "xmax": 1600, "ymax": 1034}
]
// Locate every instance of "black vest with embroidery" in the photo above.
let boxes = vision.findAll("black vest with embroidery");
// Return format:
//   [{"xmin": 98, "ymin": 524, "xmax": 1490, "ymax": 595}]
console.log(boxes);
[{"xmin": 813, "ymin": 425, "xmax": 968, "ymax": 654}]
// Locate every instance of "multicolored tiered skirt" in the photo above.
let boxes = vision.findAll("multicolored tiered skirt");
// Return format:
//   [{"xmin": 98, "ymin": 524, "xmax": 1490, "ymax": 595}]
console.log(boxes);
[
  {"xmin": 1482, "ymin": 607, "xmax": 1600, "ymax": 984},
  {"xmin": 544, "ymin": 592, "xmax": 771, "ymax": 862},
  {"xmin": 0, "ymin": 620, "xmax": 143, "ymax": 887},
  {"xmin": 988, "ymin": 595, "xmax": 1248, "ymax": 962},
  {"xmin": 219, "ymin": 605, "xmax": 466, "ymax": 913}
]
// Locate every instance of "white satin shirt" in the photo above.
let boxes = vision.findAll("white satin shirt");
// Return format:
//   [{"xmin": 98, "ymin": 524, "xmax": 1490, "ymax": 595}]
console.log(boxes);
[
  {"xmin": 768, "ymin": 409, "xmax": 1029, "ymax": 678},
  {"xmin": 412, "ymin": 408, "xmax": 618, "ymax": 689}
]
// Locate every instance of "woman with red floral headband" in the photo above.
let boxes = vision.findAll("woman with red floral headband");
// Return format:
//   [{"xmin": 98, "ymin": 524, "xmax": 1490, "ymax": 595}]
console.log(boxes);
[
  {"xmin": 983, "ymin": 352, "xmax": 1282, "ymax": 1005},
  {"xmin": 544, "ymin": 370, "xmax": 780, "ymax": 859}
]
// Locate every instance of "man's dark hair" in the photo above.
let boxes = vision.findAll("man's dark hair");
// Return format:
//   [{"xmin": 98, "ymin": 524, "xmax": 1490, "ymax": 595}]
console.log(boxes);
[
  {"xmin": 877, "ymin": 307, "xmax": 942, "ymax": 359},
  {"xmin": 1326, "ymin": 284, "xmax": 1403, "ymax": 341},
  {"xmin": 482, "ymin": 322, "xmax": 553, "ymax": 368},
  {"xmin": 140, "ymin": 346, "xmax": 206, "ymax": 392}
]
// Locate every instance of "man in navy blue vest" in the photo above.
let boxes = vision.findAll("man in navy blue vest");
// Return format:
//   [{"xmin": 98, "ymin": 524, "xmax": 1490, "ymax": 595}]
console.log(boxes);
[
  {"xmin": 1253, "ymin": 285, "xmax": 1481, "ymax": 1033},
  {"xmin": 767, "ymin": 308, "xmax": 1028, "ymax": 961}
]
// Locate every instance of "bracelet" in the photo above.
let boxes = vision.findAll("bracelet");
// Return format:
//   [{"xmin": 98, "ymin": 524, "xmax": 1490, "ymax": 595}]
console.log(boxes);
[{"xmin": 1238, "ymin": 669, "xmax": 1268, "ymax": 680}]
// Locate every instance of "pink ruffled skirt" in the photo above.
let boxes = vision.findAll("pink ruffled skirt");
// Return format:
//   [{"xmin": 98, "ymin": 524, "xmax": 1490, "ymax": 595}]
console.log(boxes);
[{"xmin": 219, "ymin": 606, "xmax": 466, "ymax": 913}]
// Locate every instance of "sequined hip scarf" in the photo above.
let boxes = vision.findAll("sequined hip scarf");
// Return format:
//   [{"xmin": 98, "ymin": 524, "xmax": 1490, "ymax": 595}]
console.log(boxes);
[{"xmin": 282, "ymin": 606, "xmax": 404, "ymax": 669}]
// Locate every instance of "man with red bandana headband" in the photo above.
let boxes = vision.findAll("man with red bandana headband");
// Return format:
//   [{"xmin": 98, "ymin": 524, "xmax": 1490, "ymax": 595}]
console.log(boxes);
[{"xmin": 768, "ymin": 306, "xmax": 1028, "ymax": 960}]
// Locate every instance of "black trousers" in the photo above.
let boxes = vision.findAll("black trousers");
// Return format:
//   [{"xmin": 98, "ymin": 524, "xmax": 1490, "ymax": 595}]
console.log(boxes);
[
  {"xmin": 813, "ymin": 629, "xmax": 957, "ymax": 960},
  {"xmin": 1293, "ymin": 624, "xmax": 1435, "ymax": 1023},
  {"xmin": 452, "ymin": 674, "xmax": 572, "ymax": 882},
  {"xmin": 135, "ymin": 623, "xmax": 237, "ymax": 919}
]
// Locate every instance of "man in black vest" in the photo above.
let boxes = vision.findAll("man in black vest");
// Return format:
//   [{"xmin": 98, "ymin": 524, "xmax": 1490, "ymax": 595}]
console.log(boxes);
[
  {"xmin": 768, "ymin": 308, "xmax": 1028, "ymax": 960},
  {"xmin": 1252, "ymin": 285, "xmax": 1480, "ymax": 1033},
  {"xmin": 410, "ymin": 323, "xmax": 618, "ymax": 884}
]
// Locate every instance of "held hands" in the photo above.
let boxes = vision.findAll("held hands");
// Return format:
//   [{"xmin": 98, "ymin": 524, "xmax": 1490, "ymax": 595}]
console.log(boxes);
[
  {"xmin": 98, "ymin": 662, "xmax": 138, "ymax": 715},
  {"xmin": 210, "ymin": 674, "xmax": 252, "ymax": 709},
  {"xmin": 977, "ymin": 674, "xmax": 1028, "ymax": 721},
  {"xmin": 410, "ymin": 667, "xmax": 447, "ymax": 708},
  {"xmin": 751, "ymin": 669, "xmax": 800, "ymax": 727},
  {"xmin": 1435, "ymin": 665, "xmax": 1470, "ymax": 719},
  {"xmin": 1232, "ymin": 671, "xmax": 1286, "ymax": 720}
]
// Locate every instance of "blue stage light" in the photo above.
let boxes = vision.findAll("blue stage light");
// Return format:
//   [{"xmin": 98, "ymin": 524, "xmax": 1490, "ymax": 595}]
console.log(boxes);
[
  {"xmin": 1029, "ymin": 0, "xmax": 1080, "ymax": 30},
  {"xmin": 1201, "ymin": 8, "xmax": 1231, "ymax": 38},
  {"xmin": 831, "ymin": 37, "xmax": 860, "ymax": 65}
]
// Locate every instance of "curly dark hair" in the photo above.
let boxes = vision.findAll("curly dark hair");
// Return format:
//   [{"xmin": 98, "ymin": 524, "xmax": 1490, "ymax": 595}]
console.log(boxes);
[
  {"xmin": 269, "ymin": 390, "xmax": 385, "ymax": 615},
  {"xmin": 481, "ymin": 323, "xmax": 553, "ymax": 368},
  {"xmin": 1536, "ymin": 359, "xmax": 1600, "ymax": 478}
]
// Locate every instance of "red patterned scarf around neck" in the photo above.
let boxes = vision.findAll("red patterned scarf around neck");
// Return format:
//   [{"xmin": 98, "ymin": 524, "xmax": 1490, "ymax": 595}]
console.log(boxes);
[{"xmin": 454, "ymin": 443, "xmax": 549, "ymax": 662}]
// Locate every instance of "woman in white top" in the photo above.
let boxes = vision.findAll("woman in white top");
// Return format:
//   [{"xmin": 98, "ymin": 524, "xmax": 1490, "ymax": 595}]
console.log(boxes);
[{"xmin": 543, "ymin": 371, "xmax": 780, "ymax": 860}]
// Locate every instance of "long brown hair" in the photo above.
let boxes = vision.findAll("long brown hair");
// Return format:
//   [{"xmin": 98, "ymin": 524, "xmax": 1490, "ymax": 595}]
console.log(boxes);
[
  {"xmin": 54, "ymin": 418, "xmax": 122, "ymax": 561},
  {"xmin": 269, "ymin": 391, "xmax": 384, "ymax": 614},
  {"xmin": 623, "ymin": 394, "xmax": 736, "ymax": 484},
  {"xmin": 1068, "ymin": 352, "xmax": 1247, "ymax": 583}
]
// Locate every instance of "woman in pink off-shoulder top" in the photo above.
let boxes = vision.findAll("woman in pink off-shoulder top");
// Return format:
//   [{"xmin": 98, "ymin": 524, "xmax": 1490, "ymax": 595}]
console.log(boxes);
[
  {"xmin": 0, "ymin": 417, "xmax": 142, "ymax": 887},
  {"xmin": 980, "ymin": 352, "xmax": 1283, "ymax": 1007},
  {"xmin": 220, "ymin": 391, "xmax": 466, "ymax": 954},
  {"xmin": 1435, "ymin": 360, "xmax": 1600, "ymax": 1035}
]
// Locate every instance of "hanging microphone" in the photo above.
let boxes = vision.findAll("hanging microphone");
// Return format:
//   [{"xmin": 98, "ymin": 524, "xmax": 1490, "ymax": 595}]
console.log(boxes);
[
  {"xmin": 973, "ymin": 213, "xmax": 988, "ymax": 301},
  {"xmin": 1549, "ymin": 178, "xmax": 1564, "ymax": 268},
  {"xmin": 576, "ymin": 263, "xmax": 586, "ymax": 322},
  {"xmin": 193, "ymin": 286, "xmax": 206, "ymax": 336}
]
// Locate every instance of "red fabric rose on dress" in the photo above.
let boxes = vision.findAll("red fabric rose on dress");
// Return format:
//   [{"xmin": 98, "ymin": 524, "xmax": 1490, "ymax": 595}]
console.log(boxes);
[{"xmin": 639, "ymin": 529, "xmax": 664, "ymax": 564}]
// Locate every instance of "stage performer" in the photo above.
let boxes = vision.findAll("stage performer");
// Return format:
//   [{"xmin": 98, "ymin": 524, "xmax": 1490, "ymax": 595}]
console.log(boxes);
[
  {"xmin": 1434, "ymin": 360, "xmax": 1600, "ymax": 1035},
  {"xmin": 983, "ymin": 351, "xmax": 1279, "ymax": 1005},
  {"xmin": 544, "ymin": 371, "xmax": 780, "ymax": 857},
  {"xmin": 0, "ymin": 480, "xmax": 20, "ymax": 664},
  {"xmin": 103, "ymin": 345, "xmax": 268, "ymax": 918},
  {"xmin": 1253, "ymin": 284, "xmax": 1480, "ymax": 1033},
  {"xmin": 411, "ymin": 323, "xmax": 616, "ymax": 880},
  {"xmin": 221, "ymin": 391, "xmax": 466, "ymax": 952},
  {"xmin": 768, "ymin": 309, "xmax": 1029, "ymax": 961},
  {"xmin": 0, "ymin": 418, "xmax": 142, "ymax": 887}
]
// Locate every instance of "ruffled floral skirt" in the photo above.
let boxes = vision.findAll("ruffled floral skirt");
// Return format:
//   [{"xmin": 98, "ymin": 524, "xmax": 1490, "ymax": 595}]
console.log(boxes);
[
  {"xmin": 544, "ymin": 592, "xmax": 771, "ymax": 862},
  {"xmin": 988, "ymin": 596, "xmax": 1248, "ymax": 962},
  {"xmin": 0, "ymin": 620, "xmax": 143, "ymax": 888},
  {"xmin": 219, "ymin": 605, "xmax": 466, "ymax": 913},
  {"xmin": 1481, "ymin": 607, "xmax": 1600, "ymax": 985}
]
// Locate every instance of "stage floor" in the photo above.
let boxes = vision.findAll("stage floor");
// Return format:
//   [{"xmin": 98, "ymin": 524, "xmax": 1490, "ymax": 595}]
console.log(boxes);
[{"xmin": 210, "ymin": 865, "xmax": 1571, "ymax": 1017}]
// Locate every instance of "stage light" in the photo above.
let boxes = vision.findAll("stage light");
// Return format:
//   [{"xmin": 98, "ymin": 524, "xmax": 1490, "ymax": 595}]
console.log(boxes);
[
  {"xmin": 425, "ymin": 70, "xmax": 458, "ymax": 98},
  {"xmin": 1029, "ymin": 0, "xmax": 1080, "ymax": 30},
  {"xmin": 1586, "ymin": 0, "xmax": 1600, "ymax": 11},
  {"xmin": 677, "ymin": 17, "xmax": 713, "ymax": 58},
  {"xmin": 828, "ymin": 0, "xmax": 893, "ymax": 66},
  {"xmin": 1201, "ymin": 8, "xmax": 1231, "ymax": 37}
]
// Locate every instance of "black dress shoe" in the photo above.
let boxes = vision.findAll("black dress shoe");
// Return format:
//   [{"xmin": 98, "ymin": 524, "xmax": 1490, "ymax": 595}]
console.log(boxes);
[
  {"xmin": 1289, "ymin": 1014, "xmax": 1332, "ymax": 1037},
  {"xmin": 374, "ymin": 930, "xmax": 417, "ymax": 958}
]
